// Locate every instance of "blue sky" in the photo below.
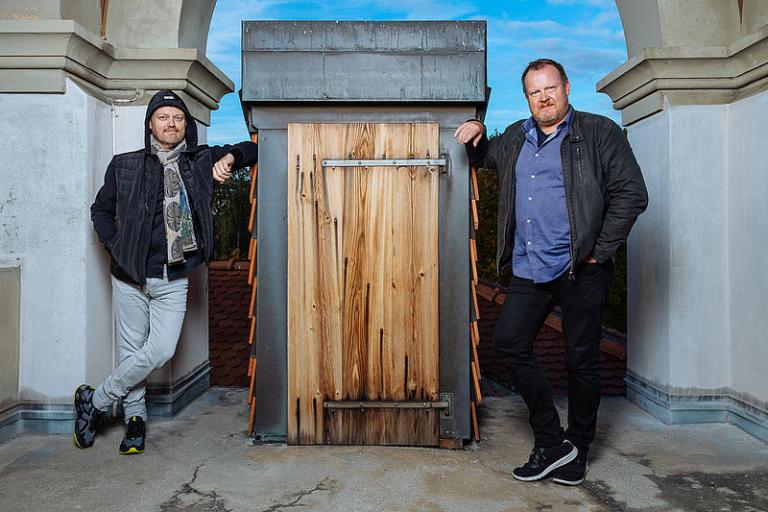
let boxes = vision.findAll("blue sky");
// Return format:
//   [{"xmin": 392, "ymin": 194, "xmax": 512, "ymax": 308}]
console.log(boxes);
[{"xmin": 206, "ymin": 0, "xmax": 627, "ymax": 144}]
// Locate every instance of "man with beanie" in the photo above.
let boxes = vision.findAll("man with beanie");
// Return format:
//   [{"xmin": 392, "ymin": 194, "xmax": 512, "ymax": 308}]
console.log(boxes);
[{"xmin": 74, "ymin": 89, "xmax": 258, "ymax": 455}]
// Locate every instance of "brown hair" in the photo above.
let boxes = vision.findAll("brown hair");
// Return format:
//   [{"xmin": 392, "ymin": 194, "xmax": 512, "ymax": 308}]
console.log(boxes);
[{"xmin": 521, "ymin": 59, "xmax": 569, "ymax": 94}]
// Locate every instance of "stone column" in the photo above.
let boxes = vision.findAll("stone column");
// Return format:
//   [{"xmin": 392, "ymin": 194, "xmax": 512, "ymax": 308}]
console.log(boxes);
[
  {"xmin": 599, "ymin": 0, "xmax": 768, "ymax": 442},
  {"xmin": 0, "ymin": 0, "xmax": 231, "ymax": 438}
]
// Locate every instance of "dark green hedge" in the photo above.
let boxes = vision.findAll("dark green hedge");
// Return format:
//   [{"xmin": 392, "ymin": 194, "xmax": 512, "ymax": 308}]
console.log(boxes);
[{"xmin": 212, "ymin": 166, "xmax": 252, "ymax": 261}]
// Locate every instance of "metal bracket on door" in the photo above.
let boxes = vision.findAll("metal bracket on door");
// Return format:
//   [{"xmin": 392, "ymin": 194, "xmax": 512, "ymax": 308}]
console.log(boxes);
[
  {"xmin": 324, "ymin": 400, "xmax": 450, "ymax": 411},
  {"xmin": 321, "ymin": 156, "xmax": 449, "ymax": 175}
]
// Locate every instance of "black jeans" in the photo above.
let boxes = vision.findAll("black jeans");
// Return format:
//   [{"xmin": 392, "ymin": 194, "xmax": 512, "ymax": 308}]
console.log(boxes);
[{"xmin": 494, "ymin": 260, "xmax": 614, "ymax": 450}]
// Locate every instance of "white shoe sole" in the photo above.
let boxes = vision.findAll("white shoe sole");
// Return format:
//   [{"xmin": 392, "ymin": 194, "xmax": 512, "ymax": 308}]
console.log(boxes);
[{"xmin": 512, "ymin": 445, "xmax": 578, "ymax": 482}]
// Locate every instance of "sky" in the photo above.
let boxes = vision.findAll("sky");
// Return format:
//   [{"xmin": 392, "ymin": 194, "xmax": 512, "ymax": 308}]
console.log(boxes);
[{"xmin": 205, "ymin": 0, "xmax": 627, "ymax": 144}]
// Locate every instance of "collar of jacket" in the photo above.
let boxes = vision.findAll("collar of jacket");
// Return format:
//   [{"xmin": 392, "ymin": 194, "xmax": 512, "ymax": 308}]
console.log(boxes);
[{"xmin": 566, "ymin": 109, "xmax": 584, "ymax": 143}]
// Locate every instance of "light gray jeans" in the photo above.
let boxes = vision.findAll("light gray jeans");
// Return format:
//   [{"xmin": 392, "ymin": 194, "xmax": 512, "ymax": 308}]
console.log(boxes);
[{"xmin": 93, "ymin": 272, "xmax": 189, "ymax": 422}]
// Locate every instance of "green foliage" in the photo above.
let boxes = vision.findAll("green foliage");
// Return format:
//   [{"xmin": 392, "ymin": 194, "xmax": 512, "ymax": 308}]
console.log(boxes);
[
  {"xmin": 211, "ymin": 166, "xmax": 252, "ymax": 261},
  {"xmin": 603, "ymin": 244, "xmax": 627, "ymax": 333}
]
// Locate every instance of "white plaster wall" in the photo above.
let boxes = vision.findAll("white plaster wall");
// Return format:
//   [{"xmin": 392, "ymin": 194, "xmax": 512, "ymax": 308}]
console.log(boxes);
[
  {"xmin": 0, "ymin": 81, "xmax": 211, "ymax": 404},
  {"xmin": 666, "ymin": 104, "xmax": 730, "ymax": 390},
  {"xmin": 625, "ymin": 112, "xmax": 671, "ymax": 389},
  {"xmin": 728, "ymin": 91, "xmax": 768, "ymax": 405},
  {"xmin": 0, "ymin": 78, "xmax": 113, "ymax": 401},
  {"xmin": 627, "ymin": 103, "xmax": 731, "ymax": 392},
  {"xmin": 84, "ymin": 92, "xmax": 116, "ymax": 386}
]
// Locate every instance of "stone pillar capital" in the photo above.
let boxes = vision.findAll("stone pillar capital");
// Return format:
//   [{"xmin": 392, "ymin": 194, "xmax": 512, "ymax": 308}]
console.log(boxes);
[
  {"xmin": 598, "ymin": 27, "xmax": 768, "ymax": 126},
  {"xmin": 0, "ymin": 19, "xmax": 232, "ymax": 124}
]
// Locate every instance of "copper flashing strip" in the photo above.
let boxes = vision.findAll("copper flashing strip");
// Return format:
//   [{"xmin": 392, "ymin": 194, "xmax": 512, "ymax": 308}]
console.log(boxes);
[{"xmin": 100, "ymin": 0, "xmax": 109, "ymax": 39}]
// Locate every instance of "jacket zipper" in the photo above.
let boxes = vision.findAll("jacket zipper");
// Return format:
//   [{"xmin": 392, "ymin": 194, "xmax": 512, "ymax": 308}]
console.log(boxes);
[
  {"xmin": 564, "ymin": 141, "xmax": 578, "ymax": 280},
  {"xmin": 140, "ymin": 155, "xmax": 159, "ymax": 284},
  {"xmin": 575, "ymin": 145, "xmax": 584, "ymax": 184}
]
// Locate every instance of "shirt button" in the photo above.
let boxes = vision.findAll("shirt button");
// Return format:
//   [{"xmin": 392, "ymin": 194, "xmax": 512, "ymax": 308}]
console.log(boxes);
[
  {"xmin": 527, "ymin": 241, "xmax": 532, "ymax": 245},
  {"xmin": 531, "ymin": 174, "xmax": 535, "ymax": 179},
  {"xmin": 535, "ymin": 154, "xmax": 539, "ymax": 157},
  {"xmin": 526, "ymin": 219, "xmax": 531, "ymax": 223},
  {"xmin": 528, "ymin": 196, "xmax": 532, "ymax": 201}
]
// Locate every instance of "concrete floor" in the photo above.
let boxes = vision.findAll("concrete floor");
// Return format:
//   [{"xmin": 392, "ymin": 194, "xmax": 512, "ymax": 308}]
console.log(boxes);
[{"xmin": 1, "ymin": 387, "xmax": 767, "ymax": 512}]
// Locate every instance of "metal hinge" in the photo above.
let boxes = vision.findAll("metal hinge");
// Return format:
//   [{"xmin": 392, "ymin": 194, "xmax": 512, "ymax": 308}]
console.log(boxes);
[
  {"xmin": 324, "ymin": 400, "xmax": 450, "ymax": 411},
  {"xmin": 321, "ymin": 158, "xmax": 446, "ymax": 168}
]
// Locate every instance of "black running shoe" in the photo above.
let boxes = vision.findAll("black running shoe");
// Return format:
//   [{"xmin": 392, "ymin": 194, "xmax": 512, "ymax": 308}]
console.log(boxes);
[
  {"xmin": 73, "ymin": 384, "xmax": 105, "ymax": 449},
  {"xmin": 512, "ymin": 440, "xmax": 577, "ymax": 481},
  {"xmin": 119, "ymin": 416, "xmax": 145, "ymax": 455},
  {"xmin": 552, "ymin": 449, "xmax": 589, "ymax": 486}
]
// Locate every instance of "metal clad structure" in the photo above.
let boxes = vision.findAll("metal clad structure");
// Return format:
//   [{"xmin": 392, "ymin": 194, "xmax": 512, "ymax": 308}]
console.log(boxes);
[
  {"xmin": 242, "ymin": 21, "xmax": 486, "ymax": 104},
  {"xmin": 242, "ymin": 21, "xmax": 487, "ymax": 444}
]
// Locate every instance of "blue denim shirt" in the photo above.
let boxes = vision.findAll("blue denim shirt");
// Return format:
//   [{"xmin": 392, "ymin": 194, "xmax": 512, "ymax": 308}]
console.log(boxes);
[{"xmin": 512, "ymin": 109, "xmax": 573, "ymax": 283}]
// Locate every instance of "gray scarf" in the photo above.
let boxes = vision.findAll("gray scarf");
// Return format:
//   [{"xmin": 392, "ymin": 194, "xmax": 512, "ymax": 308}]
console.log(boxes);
[{"xmin": 150, "ymin": 136, "xmax": 197, "ymax": 265}]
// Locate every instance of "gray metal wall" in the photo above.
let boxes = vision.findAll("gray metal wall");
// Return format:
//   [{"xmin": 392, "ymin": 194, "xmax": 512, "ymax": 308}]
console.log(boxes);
[
  {"xmin": 242, "ymin": 20, "xmax": 487, "ymax": 443},
  {"xmin": 250, "ymin": 106, "xmax": 475, "ymax": 442},
  {"xmin": 242, "ymin": 21, "xmax": 486, "ymax": 104}
]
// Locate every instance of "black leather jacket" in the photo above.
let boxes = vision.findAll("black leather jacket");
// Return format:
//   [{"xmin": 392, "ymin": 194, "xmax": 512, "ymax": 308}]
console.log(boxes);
[
  {"xmin": 465, "ymin": 109, "xmax": 648, "ymax": 275},
  {"xmin": 91, "ymin": 97, "xmax": 257, "ymax": 285}
]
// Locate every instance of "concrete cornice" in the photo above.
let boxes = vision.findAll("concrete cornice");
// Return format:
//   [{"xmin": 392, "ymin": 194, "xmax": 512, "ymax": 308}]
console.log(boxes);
[
  {"xmin": 598, "ymin": 26, "xmax": 768, "ymax": 125},
  {"xmin": 0, "ymin": 20, "xmax": 233, "ymax": 124}
]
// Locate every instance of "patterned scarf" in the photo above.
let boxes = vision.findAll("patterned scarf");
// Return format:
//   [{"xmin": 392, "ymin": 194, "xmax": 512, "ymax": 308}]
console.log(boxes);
[{"xmin": 150, "ymin": 136, "xmax": 197, "ymax": 265}]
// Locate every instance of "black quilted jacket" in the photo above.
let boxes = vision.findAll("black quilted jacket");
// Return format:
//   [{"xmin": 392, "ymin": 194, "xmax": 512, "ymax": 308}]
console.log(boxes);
[{"xmin": 91, "ymin": 92, "xmax": 257, "ymax": 285}]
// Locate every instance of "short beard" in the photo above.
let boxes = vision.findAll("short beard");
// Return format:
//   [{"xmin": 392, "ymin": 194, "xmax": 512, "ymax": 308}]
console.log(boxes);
[{"xmin": 534, "ymin": 106, "xmax": 566, "ymax": 127}]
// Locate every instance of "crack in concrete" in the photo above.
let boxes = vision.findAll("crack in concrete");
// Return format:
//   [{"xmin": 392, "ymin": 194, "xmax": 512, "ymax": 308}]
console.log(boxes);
[
  {"xmin": 159, "ymin": 462, "xmax": 231, "ymax": 512},
  {"xmin": 259, "ymin": 478, "xmax": 335, "ymax": 512}
]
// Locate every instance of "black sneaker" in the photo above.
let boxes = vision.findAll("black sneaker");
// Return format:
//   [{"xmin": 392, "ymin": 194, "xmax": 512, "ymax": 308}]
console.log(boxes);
[
  {"xmin": 512, "ymin": 440, "xmax": 577, "ymax": 481},
  {"xmin": 119, "ymin": 416, "xmax": 145, "ymax": 455},
  {"xmin": 552, "ymin": 449, "xmax": 589, "ymax": 486},
  {"xmin": 73, "ymin": 384, "xmax": 105, "ymax": 449}
]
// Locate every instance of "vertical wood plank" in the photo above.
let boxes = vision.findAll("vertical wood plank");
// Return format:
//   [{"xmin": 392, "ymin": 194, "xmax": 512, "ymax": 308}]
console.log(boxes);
[
  {"xmin": 248, "ymin": 277, "xmax": 257, "ymax": 320},
  {"xmin": 287, "ymin": 123, "xmax": 440, "ymax": 445},
  {"xmin": 472, "ymin": 320, "xmax": 480, "ymax": 347},
  {"xmin": 471, "ymin": 281, "xmax": 480, "ymax": 321},
  {"xmin": 471, "ymin": 401, "xmax": 480, "ymax": 442},
  {"xmin": 247, "ymin": 238, "xmax": 257, "ymax": 286},
  {"xmin": 249, "ymin": 164, "xmax": 258, "ymax": 204},
  {"xmin": 248, "ymin": 397, "xmax": 256, "ymax": 435},
  {"xmin": 471, "ymin": 361, "xmax": 482, "ymax": 405},
  {"xmin": 248, "ymin": 357, "xmax": 257, "ymax": 402}
]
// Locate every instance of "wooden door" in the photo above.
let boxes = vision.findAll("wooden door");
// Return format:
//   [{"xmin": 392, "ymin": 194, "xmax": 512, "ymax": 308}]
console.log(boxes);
[{"xmin": 287, "ymin": 123, "xmax": 440, "ymax": 445}]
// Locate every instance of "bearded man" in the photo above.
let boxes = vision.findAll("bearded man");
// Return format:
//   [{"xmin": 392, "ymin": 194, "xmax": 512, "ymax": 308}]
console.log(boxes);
[
  {"xmin": 74, "ymin": 89, "xmax": 257, "ymax": 455},
  {"xmin": 454, "ymin": 59, "xmax": 647, "ymax": 485}
]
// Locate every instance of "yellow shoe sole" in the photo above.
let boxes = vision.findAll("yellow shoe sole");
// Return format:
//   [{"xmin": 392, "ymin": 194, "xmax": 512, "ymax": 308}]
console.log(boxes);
[
  {"xmin": 120, "ymin": 446, "xmax": 144, "ymax": 455},
  {"xmin": 73, "ymin": 385, "xmax": 93, "ymax": 449}
]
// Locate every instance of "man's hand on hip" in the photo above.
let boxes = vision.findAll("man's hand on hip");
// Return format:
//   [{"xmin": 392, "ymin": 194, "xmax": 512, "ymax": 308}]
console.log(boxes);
[
  {"xmin": 212, "ymin": 153, "xmax": 235, "ymax": 183},
  {"xmin": 453, "ymin": 121, "xmax": 485, "ymax": 147}
]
